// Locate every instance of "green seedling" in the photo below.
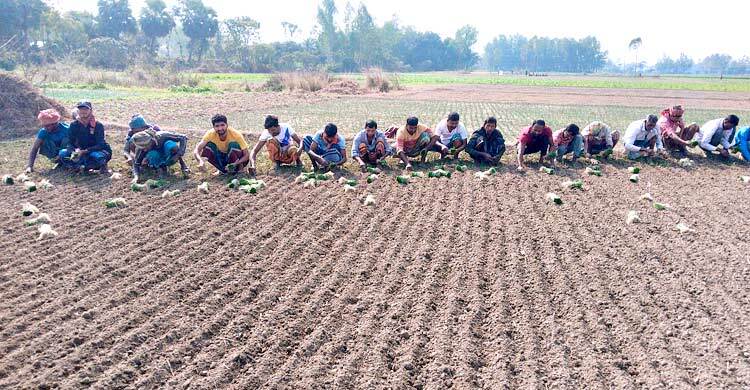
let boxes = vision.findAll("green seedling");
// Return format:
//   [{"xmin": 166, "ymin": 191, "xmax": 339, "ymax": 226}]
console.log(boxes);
[{"xmin": 396, "ymin": 175, "xmax": 410, "ymax": 184}]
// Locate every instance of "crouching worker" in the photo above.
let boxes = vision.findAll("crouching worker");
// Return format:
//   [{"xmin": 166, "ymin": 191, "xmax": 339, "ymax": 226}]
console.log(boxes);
[
  {"xmin": 395, "ymin": 116, "xmax": 447, "ymax": 170},
  {"xmin": 302, "ymin": 123, "xmax": 347, "ymax": 171},
  {"xmin": 658, "ymin": 105, "xmax": 698, "ymax": 155},
  {"xmin": 124, "ymin": 114, "xmax": 161, "ymax": 165},
  {"xmin": 130, "ymin": 129, "xmax": 190, "ymax": 183},
  {"xmin": 26, "ymin": 109, "xmax": 69, "ymax": 173},
  {"xmin": 59, "ymin": 101, "xmax": 112, "ymax": 174},
  {"xmin": 731, "ymin": 125, "xmax": 750, "ymax": 162},
  {"xmin": 194, "ymin": 114, "xmax": 250, "ymax": 175},
  {"xmin": 352, "ymin": 119, "xmax": 392, "ymax": 172},
  {"xmin": 248, "ymin": 115, "xmax": 303, "ymax": 175},
  {"xmin": 517, "ymin": 119, "xmax": 554, "ymax": 170},
  {"xmin": 552, "ymin": 124, "xmax": 583, "ymax": 162},
  {"xmin": 582, "ymin": 121, "xmax": 619, "ymax": 158},
  {"xmin": 466, "ymin": 116, "xmax": 505, "ymax": 165},
  {"xmin": 696, "ymin": 115, "xmax": 740, "ymax": 159},
  {"xmin": 434, "ymin": 112, "xmax": 468, "ymax": 159},
  {"xmin": 624, "ymin": 115, "xmax": 665, "ymax": 160}
]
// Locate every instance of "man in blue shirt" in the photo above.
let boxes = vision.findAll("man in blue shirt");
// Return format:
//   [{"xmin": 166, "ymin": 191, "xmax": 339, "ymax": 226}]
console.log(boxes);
[
  {"xmin": 59, "ymin": 101, "xmax": 112, "ymax": 174},
  {"xmin": 26, "ymin": 109, "xmax": 69, "ymax": 173}
]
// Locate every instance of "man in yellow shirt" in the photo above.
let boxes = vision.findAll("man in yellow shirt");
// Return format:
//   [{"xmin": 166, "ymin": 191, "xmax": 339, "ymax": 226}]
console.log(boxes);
[
  {"xmin": 394, "ymin": 116, "xmax": 447, "ymax": 170},
  {"xmin": 193, "ymin": 114, "xmax": 250, "ymax": 174}
]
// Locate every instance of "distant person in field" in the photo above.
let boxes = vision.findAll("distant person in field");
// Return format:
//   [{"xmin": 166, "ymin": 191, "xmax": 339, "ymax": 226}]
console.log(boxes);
[
  {"xmin": 695, "ymin": 115, "xmax": 740, "ymax": 159},
  {"xmin": 302, "ymin": 122, "xmax": 347, "ymax": 171},
  {"xmin": 124, "ymin": 114, "xmax": 161, "ymax": 166},
  {"xmin": 59, "ymin": 101, "xmax": 112, "ymax": 174},
  {"xmin": 352, "ymin": 119, "xmax": 392, "ymax": 172},
  {"xmin": 249, "ymin": 115, "xmax": 303, "ymax": 175},
  {"xmin": 194, "ymin": 114, "xmax": 250, "ymax": 175},
  {"xmin": 433, "ymin": 112, "xmax": 468, "ymax": 159},
  {"xmin": 25, "ymin": 109, "xmax": 69, "ymax": 173},
  {"xmin": 129, "ymin": 129, "xmax": 190, "ymax": 183},
  {"xmin": 581, "ymin": 121, "xmax": 619, "ymax": 158},
  {"xmin": 731, "ymin": 124, "xmax": 750, "ymax": 161},
  {"xmin": 658, "ymin": 105, "xmax": 699, "ymax": 155},
  {"xmin": 552, "ymin": 123, "xmax": 583, "ymax": 162},
  {"xmin": 394, "ymin": 116, "xmax": 448, "ymax": 170},
  {"xmin": 516, "ymin": 119, "xmax": 554, "ymax": 170},
  {"xmin": 466, "ymin": 116, "xmax": 506, "ymax": 165},
  {"xmin": 623, "ymin": 115, "xmax": 665, "ymax": 159}
]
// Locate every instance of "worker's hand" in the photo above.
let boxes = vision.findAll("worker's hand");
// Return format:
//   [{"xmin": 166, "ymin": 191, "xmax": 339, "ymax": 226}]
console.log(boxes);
[
  {"xmin": 25, "ymin": 166, "xmax": 33, "ymax": 174},
  {"xmin": 197, "ymin": 158, "xmax": 206, "ymax": 172},
  {"xmin": 131, "ymin": 176, "xmax": 139, "ymax": 184},
  {"xmin": 405, "ymin": 163, "xmax": 413, "ymax": 171},
  {"xmin": 248, "ymin": 166, "xmax": 257, "ymax": 176},
  {"xmin": 720, "ymin": 148, "xmax": 730, "ymax": 158},
  {"xmin": 359, "ymin": 164, "xmax": 367, "ymax": 173}
]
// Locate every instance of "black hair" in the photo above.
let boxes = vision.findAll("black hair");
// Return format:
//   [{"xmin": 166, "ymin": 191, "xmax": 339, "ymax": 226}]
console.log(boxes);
[
  {"xmin": 447, "ymin": 112, "xmax": 460, "ymax": 122},
  {"xmin": 484, "ymin": 116, "xmax": 497, "ymax": 126},
  {"xmin": 726, "ymin": 114, "xmax": 740, "ymax": 127},
  {"xmin": 406, "ymin": 116, "xmax": 419, "ymax": 126},
  {"xmin": 565, "ymin": 123, "xmax": 580, "ymax": 136},
  {"xmin": 646, "ymin": 115, "xmax": 658, "ymax": 124},
  {"xmin": 532, "ymin": 119, "xmax": 546, "ymax": 127},
  {"xmin": 324, "ymin": 123, "xmax": 338, "ymax": 137},
  {"xmin": 264, "ymin": 115, "xmax": 279, "ymax": 129},
  {"xmin": 365, "ymin": 119, "xmax": 377, "ymax": 129},
  {"xmin": 211, "ymin": 114, "xmax": 228, "ymax": 126}
]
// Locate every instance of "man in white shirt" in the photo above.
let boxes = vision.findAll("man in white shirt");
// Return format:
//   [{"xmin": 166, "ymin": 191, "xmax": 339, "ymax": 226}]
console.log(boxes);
[
  {"xmin": 249, "ymin": 115, "xmax": 303, "ymax": 175},
  {"xmin": 433, "ymin": 112, "xmax": 468, "ymax": 159},
  {"xmin": 623, "ymin": 115, "xmax": 665, "ymax": 160},
  {"xmin": 695, "ymin": 115, "xmax": 740, "ymax": 159}
]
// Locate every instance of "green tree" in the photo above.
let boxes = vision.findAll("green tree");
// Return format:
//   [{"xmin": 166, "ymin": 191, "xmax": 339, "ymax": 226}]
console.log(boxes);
[
  {"xmin": 96, "ymin": 0, "xmax": 137, "ymax": 39},
  {"xmin": 174, "ymin": 0, "xmax": 219, "ymax": 63},
  {"xmin": 222, "ymin": 16, "xmax": 261, "ymax": 70},
  {"xmin": 316, "ymin": 0, "xmax": 339, "ymax": 65},
  {"xmin": 139, "ymin": 0, "xmax": 175, "ymax": 55},
  {"xmin": 0, "ymin": 0, "xmax": 49, "ymax": 64},
  {"xmin": 452, "ymin": 25, "xmax": 479, "ymax": 70},
  {"xmin": 86, "ymin": 37, "xmax": 128, "ymax": 69},
  {"xmin": 67, "ymin": 11, "xmax": 98, "ymax": 39}
]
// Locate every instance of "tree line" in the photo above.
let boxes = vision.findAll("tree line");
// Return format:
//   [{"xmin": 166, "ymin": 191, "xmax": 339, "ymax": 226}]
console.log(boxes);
[{"xmin": 0, "ymin": 0, "xmax": 746, "ymax": 75}]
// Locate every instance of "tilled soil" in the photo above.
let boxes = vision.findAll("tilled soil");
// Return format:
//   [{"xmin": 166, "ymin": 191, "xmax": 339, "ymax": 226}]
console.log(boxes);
[{"xmin": 1, "ymin": 159, "xmax": 750, "ymax": 389}]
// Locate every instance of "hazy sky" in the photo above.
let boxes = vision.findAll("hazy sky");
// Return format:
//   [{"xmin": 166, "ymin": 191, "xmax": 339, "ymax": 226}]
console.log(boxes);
[{"xmin": 49, "ymin": 0, "xmax": 749, "ymax": 65}]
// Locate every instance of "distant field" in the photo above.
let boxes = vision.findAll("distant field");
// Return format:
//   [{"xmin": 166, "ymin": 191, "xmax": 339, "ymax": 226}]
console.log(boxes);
[{"xmin": 195, "ymin": 72, "xmax": 750, "ymax": 93}]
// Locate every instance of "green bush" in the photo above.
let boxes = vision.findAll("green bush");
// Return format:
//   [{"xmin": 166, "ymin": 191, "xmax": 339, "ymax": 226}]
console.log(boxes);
[{"xmin": 85, "ymin": 38, "xmax": 128, "ymax": 70}]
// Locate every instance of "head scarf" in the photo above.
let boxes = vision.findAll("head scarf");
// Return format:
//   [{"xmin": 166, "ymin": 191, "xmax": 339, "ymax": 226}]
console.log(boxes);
[
  {"xmin": 132, "ymin": 129, "xmax": 157, "ymax": 149},
  {"xmin": 37, "ymin": 109, "xmax": 61, "ymax": 126},
  {"xmin": 129, "ymin": 114, "xmax": 148, "ymax": 130}
]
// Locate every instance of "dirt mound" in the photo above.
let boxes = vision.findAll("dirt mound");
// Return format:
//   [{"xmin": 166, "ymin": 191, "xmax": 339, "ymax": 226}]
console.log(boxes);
[
  {"xmin": 322, "ymin": 79, "xmax": 365, "ymax": 95},
  {"xmin": 0, "ymin": 72, "xmax": 69, "ymax": 139}
]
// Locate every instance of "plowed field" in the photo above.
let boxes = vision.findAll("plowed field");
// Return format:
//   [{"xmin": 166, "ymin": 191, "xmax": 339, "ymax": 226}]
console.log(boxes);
[{"xmin": 2, "ymin": 156, "xmax": 750, "ymax": 389}]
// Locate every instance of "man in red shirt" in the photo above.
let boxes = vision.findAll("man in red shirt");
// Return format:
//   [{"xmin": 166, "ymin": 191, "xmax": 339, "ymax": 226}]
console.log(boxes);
[{"xmin": 517, "ymin": 119, "xmax": 555, "ymax": 170}]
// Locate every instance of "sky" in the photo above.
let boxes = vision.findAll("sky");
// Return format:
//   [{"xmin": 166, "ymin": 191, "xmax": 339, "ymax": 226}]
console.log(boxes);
[{"xmin": 49, "ymin": 0, "xmax": 750, "ymax": 65}]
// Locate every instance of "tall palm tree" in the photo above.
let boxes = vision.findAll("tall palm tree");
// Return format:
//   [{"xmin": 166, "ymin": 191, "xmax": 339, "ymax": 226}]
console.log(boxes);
[{"xmin": 629, "ymin": 37, "xmax": 642, "ymax": 75}]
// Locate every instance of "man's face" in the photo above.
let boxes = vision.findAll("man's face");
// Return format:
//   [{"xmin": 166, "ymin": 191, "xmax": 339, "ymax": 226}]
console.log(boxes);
[
  {"xmin": 77, "ymin": 107, "xmax": 91, "ymax": 120},
  {"xmin": 365, "ymin": 126, "xmax": 377, "ymax": 137},
  {"xmin": 670, "ymin": 111, "xmax": 683, "ymax": 121},
  {"xmin": 213, "ymin": 122, "xmax": 228, "ymax": 136},
  {"xmin": 723, "ymin": 119, "xmax": 734, "ymax": 130},
  {"xmin": 484, "ymin": 122, "xmax": 496, "ymax": 132},
  {"xmin": 406, "ymin": 124, "xmax": 417, "ymax": 134},
  {"xmin": 446, "ymin": 119, "xmax": 458, "ymax": 131},
  {"xmin": 645, "ymin": 121, "xmax": 656, "ymax": 131},
  {"xmin": 44, "ymin": 122, "xmax": 58, "ymax": 131},
  {"xmin": 268, "ymin": 125, "xmax": 281, "ymax": 137},
  {"xmin": 531, "ymin": 124, "xmax": 545, "ymax": 134}
]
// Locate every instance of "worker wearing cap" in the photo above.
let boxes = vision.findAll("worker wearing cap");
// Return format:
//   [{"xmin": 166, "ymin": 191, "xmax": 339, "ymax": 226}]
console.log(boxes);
[{"xmin": 59, "ymin": 100, "xmax": 112, "ymax": 173}]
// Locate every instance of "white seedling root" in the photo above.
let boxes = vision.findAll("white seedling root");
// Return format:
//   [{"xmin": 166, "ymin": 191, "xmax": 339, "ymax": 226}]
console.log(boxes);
[
  {"xmin": 474, "ymin": 172, "xmax": 489, "ymax": 181},
  {"xmin": 343, "ymin": 184, "xmax": 356, "ymax": 193},
  {"xmin": 24, "ymin": 181, "xmax": 37, "ymax": 191},
  {"xmin": 25, "ymin": 213, "xmax": 51, "ymax": 226},
  {"xmin": 37, "ymin": 224, "xmax": 58, "ymax": 240},
  {"xmin": 626, "ymin": 210, "xmax": 640, "ymax": 224},
  {"xmin": 337, "ymin": 177, "xmax": 347, "ymax": 185},
  {"xmin": 363, "ymin": 194, "xmax": 376, "ymax": 206},
  {"xmin": 678, "ymin": 158, "xmax": 694, "ymax": 168},
  {"xmin": 322, "ymin": 172, "xmax": 335, "ymax": 179},
  {"xmin": 303, "ymin": 179, "xmax": 317, "ymax": 188},
  {"xmin": 39, "ymin": 179, "xmax": 53, "ymax": 189},
  {"xmin": 2, "ymin": 174, "xmax": 14, "ymax": 184},
  {"xmin": 640, "ymin": 193, "xmax": 654, "ymax": 202},
  {"xmin": 110, "ymin": 172, "xmax": 123, "ymax": 180},
  {"xmin": 198, "ymin": 182, "xmax": 209, "ymax": 193},
  {"xmin": 161, "ymin": 189, "xmax": 181, "ymax": 198},
  {"xmin": 741, "ymin": 176, "xmax": 750, "ymax": 184},
  {"xmin": 675, "ymin": 222, "xmax": 695, "ymax": 234},
  {"xmin": 108, "ymin": 197, "xmax": 128, "ymax": 207},
  {"xmin": 21, "ymin": 202, "xmax": 39, "ymax": 216},
  {"xmin": 15, "ymin": 173, "xmax": 30, "ymax": 182}
]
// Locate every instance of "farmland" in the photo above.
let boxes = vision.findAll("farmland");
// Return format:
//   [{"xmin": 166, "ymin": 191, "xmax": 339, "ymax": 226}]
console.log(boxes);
[{"xmin": 2, "ymin": 75, "xmax": 750, "ymax": 388}]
